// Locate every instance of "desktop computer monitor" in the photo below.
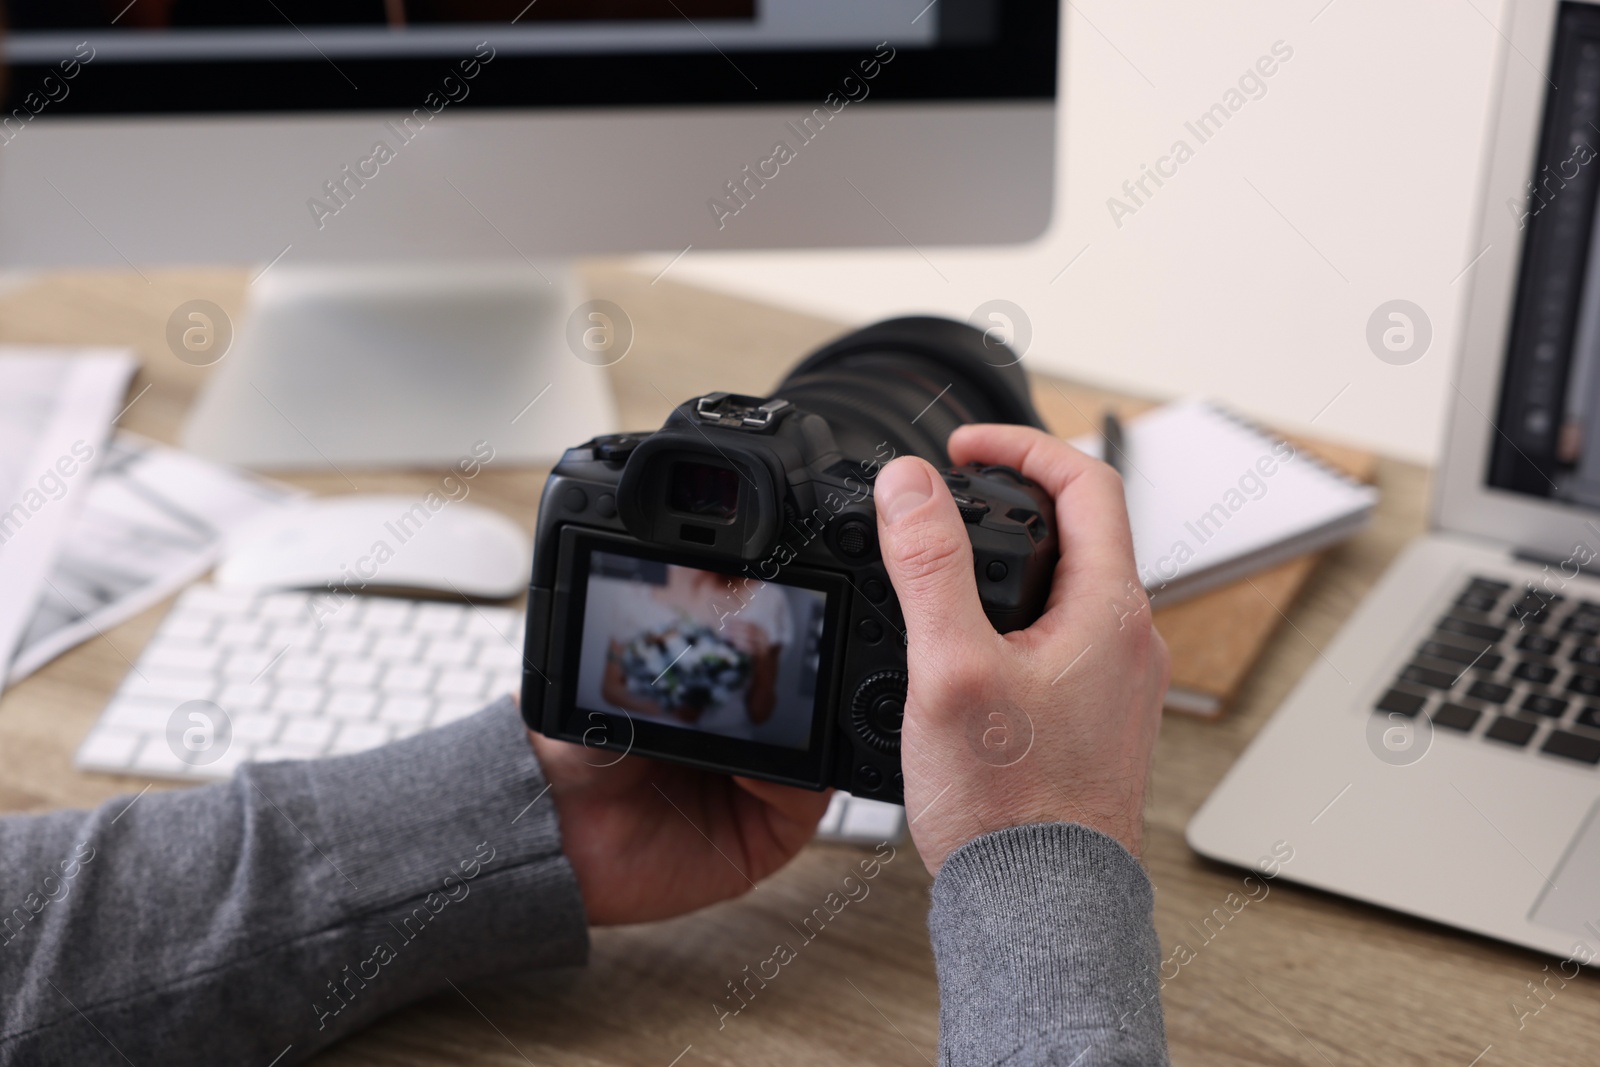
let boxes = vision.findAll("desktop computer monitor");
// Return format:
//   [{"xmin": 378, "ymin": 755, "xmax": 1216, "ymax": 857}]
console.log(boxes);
[{"xmin": 0, "ymin": 2, "xmax": 1058, "ymax": 466}]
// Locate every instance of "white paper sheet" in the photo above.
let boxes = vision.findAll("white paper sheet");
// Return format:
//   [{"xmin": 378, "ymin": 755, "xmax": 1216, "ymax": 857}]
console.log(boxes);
[
  {"xmin": 0, "ymin": 350, "xmax": 136, "ymax": 687},
  {"xmin": 8, "ymin": 433, "xmax": 303, "ymax": 682}
]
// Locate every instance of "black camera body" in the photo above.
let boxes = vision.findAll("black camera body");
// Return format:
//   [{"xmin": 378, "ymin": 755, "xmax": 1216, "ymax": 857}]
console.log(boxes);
[{"xmin": 521, "ymin": 317, "xmax": 1059, "ymax": 804}]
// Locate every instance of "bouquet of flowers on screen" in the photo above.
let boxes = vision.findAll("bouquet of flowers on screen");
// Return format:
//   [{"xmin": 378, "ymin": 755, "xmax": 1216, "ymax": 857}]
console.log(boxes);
[{"xmin": 615, "ymin": 620, "xmax": 751, "ymax": 722}]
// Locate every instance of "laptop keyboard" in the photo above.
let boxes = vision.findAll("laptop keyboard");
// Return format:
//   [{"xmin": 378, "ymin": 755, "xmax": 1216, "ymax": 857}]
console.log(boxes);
[
  {"xmin": 1374, "ymin": 576, "xmax": 1600, "ymax": 765},
  {"xmin": 74, "ymin": 584, "xmax": 905, "ymax": 845}
]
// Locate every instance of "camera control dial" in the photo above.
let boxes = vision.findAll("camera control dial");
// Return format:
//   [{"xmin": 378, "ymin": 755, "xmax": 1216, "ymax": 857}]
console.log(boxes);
[{"xmin": 851, "ymin": 670, "xmax": 909, "ymax": 752}]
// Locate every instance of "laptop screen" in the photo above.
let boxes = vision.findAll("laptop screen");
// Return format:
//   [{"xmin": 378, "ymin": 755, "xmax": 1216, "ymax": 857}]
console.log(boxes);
[{"xmin": 1492, "ymin": 1, "xmax": 1600, "ymax": 505}]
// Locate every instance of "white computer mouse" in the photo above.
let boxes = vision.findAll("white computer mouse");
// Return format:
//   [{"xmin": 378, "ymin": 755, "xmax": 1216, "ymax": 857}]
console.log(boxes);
[{"xmin": 216, "ymin": 494, "xmax": 530, "ymax": 600}]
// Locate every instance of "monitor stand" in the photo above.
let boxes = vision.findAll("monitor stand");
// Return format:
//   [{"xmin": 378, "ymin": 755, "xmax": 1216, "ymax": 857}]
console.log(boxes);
[{"xmin": 182, "ymin": 263, "xmax": 620, "ymax": 469}]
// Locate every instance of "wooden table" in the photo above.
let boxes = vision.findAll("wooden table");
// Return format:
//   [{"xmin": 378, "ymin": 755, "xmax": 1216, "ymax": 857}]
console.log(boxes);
[{"xmin": 2, "ymin": 265, "xmax": 1596, "ymax": 1067}]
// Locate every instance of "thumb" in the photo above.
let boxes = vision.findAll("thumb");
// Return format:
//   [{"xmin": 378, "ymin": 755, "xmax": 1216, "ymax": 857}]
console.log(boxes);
[{"xmin": 873, "ymin": 457, "xmax": 994, "ymax": 663}]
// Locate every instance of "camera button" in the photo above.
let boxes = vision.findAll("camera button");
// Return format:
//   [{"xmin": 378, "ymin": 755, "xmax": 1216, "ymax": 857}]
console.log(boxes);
[
  {"xmin": 862, "ymin": 578, "xmax": 888, "ymax": 604},
  {"xmin": 595, "ymin": 493, "xmax": 617, "ymax": 519},
  {"xmin": 594, "ymin": 436, "xmax": 637, "ymax": 463},
  {"xmin": 857, "ymin": 765, "xmax": 884, "ymax": 792},
  {"xmin": 562, "ymin": 487, "xmax": 588, "ymax": 512},
  {"xmin": 986, "ymin": 560, "xmax": 1009, "ymax": 582},
  {"xmin": 858, "ymin": 619, "xmax": 884, "ymax": 643},
  {"xmin": 952, "ymin": 493, "xmax": 990, "ymax": 523},
  {"xmin": 980, "ymin": 464, "xmax": 1031, "ymax": 486},
  {"xmin": 942, "ymin": 469, "xmax": 971, "ymax": 489},
  {"xmin": 836, "ymin": 519, "xmax": 874, "ymax": 559}
]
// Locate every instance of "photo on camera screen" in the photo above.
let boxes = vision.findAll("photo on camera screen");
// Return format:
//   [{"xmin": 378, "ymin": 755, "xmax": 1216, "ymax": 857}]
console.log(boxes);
[{"xmin": 575, "ymin": 551, "xmax": 826, "ymax": 750}]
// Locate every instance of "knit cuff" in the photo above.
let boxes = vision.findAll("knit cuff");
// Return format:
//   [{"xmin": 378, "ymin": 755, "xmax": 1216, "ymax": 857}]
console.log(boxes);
[{"xmin": 929, "ymin": 823, "xmax": 1168, "ymax": 1066}]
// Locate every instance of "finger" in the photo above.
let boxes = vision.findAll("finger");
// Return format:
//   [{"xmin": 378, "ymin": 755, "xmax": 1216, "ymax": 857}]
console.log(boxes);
[
  {"xmin": 872, "ymin": 457, "xmax": 996, "ymax": 673},
  {"xmin": 733, "ymin": 778, "xmax": 832, "ymax": 829},
  {"xmin": 948, "ymin": 424, "xmax": 1137, "ymax": 593}
]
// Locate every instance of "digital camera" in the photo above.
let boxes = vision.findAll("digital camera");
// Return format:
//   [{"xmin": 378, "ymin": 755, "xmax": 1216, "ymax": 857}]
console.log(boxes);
[{"xmin": 520, "ymin": 316, "xmax": 1059, "ymax": 804}]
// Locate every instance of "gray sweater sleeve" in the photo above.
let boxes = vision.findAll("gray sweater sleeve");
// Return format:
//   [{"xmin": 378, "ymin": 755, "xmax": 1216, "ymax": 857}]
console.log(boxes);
[
  {"xmin": 0, "ymin": 696, "xmax": 588, "ymax": 1067},
  {"xmin": 929, "ymin": 823, "xmax": 1170, "ymax": 1066}
]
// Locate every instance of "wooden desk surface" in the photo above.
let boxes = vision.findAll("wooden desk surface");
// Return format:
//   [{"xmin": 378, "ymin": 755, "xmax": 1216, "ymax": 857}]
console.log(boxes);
[{"xmin": 2, "ymin": 265, "xmax": 1596, "ymax": 1067}]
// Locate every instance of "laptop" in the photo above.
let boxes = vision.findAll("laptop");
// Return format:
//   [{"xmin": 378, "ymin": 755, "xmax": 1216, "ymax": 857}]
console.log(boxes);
[{"xmin": 1188, "ymin": 0, "xmax": 1600, "ymax": 960}]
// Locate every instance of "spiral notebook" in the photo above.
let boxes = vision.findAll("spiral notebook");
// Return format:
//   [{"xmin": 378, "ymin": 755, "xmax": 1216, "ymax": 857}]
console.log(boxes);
[{"xmin": 1074, "ymin": 398, "xmax": 1379, "ymax": 608}]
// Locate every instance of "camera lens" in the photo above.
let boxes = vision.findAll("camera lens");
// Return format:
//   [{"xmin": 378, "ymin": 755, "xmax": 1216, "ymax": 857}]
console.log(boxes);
[{"xmin": 774, "ymin": 316, "xmax": 1044, "ymax": 466}]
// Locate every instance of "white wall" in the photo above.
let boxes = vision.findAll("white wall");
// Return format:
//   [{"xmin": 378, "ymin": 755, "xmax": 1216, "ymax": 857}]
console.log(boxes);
[{"xmin": 633, "ymin": 0, "xmax": 1507, "ymax": 463}]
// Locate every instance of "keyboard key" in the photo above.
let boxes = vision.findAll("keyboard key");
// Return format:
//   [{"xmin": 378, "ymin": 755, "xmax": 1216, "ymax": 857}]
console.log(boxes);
[
  {"xmin": 126, "ymin": 742, "xmax": 192, "ymax": 777},
  {"xmin": 252, "ymin": 745, "xmax": 313, "ymax": 764},
  {"xmin": 130, "ymin": 737, "xmax": 196, "ymax": 775},
  {"xmin": 326, "ymin": 660, "xmax": 380, "ymax": 688},
  {"xmin": 382, "ymin": 665, "xmax": 433, "ymax": 692},
  {"xmin": 1579, "ymin": 706, "xmax": 1600, "ymax": 731},
  {"xmin": 232, "ymin": 713, "xmax": 281, "ymax": 743},
  {"xmin": 435, "ymin": 668, "xmax": 488, "ymax": 698},
  {"xmin": 1455, "ymin": 591, "xmax": 1500, "ymax": 614},
  {"xmin": 121, "ymin": 672, "xmax": 216, "ymax": 703},
  {"xmin": 271, "ymin": 687, "xmax": 324, "ymax": 714},
  {"xmin": 76, "ymin": 729, "xmax": 142, "ymax": 770},
  {"xmin": 1466, "ymin": 577, "xmax": 1511, "ymax": 597},
  {"xmin": 1431, "ymin": 703, "xmax": 1482, "ymax": 732},
  {"xmin": 141, "ymin": 644, "xmax": 222, "ymax": 673},
  {"xmin": 280, "ymin": 719, "xmax": 335, "ymax": 751},
  {"xmin": 268, "ymin": 624, "xmax": 317, "ymax": 650},
  {"xmin": 476, "ymin": 642, "xmax": 524, "ymax": 671},
  {"xmin": 1439, "ymin": 616, "xmax": 1506, "ymax": 642},
  {"xmin": 414, "ymin": 604, "xmax": 466, "ymax": 634},
  {"xmin": 1467, "ymin": 680, "xmax": 1514, "ymax": 705},
  {"xmin": 1567, "ymin": 672, "xmax": 1600, "ymax": 698},
  {"xmin": 1518, "ymin": 633, "xmax": 1562, "ymax": 656},
  {"xmin": 104, "ymin": 700, "xmax": 176, "ymax": 734},
  {"xmin": 259, "ymin": 593, "xmax": 312, "ymax": 621},
  {"xmin": 1418, "ymin": 641, "xmax": 1503, "ymax": 671},
  {"xmin": 1521, "ymin": 693, "xmax": 1569, "ymax": 718},
  {"xmin": 217, "ymin": 682, "xmax": 270, "ymax": 710},
  {"xmin": 378, "ymin": 695, "xmax": 432, "ymax": 724},
  {"xmin": 215, "ymin": 620, "xmax": 268, "ymax": 647},
  {"xmin": 372, "ymin": 634, "xmax": 423, "ymax": 660},
  {"xmin": 275, "ymin": 654, "xmax": 329, "ymax": 684},
  {"xmin": 424, "ymin": 638, "xmax": 476, "ymax": 666},
  {"xmin": 362, "ymin": 600, "xmax": 414, "ymax": 629},
  {"xmin": 1564, "ymin": 613, "xmax": 1600, "ymax": 637},
  {"xmin": 325, "ymin": 691, "xmax": 378, "ymax": 720},
  {"xmin": 318, "ymin": 630, "xmax": 371, "ymax": 656},
  {"xmin": 463, "ymin": 607, "xmax": 517, "ymax": 638},
  {"xmin": 1485, "ymin": 716, "xmax": 1538, "ymax": 747},
  {"xmin": 1376, "ymin": 689, "xmax": 1426, "ymax": 717},
  {"xmin": 306, "ymin": 597, "xmax": 355, "ymax": 629},
  {"xmin": 330, "ymin": 722, "xmax": 392, "ymax": 754},
  {"xmin": 181, "ymin": 586, "xmax": 261, "ymax": 614},
  {"xmin": 1513, "ymin": 661, "xmax": 1559, "ymax": 685},
  {"xmin": 1541, "ymin": 729, "xmax": 1600, "ymax": 765},
  {"xmin": 222, "ymin": 650, "xmax": 279, "ymax": 681},
  {"xmin": 1574, "ymin": 644, "xmax": 1600, "ymax": 668},
  {"xmin": 1508, "ymin": 589, "xmax": 1563, "ymax": 625},
  {"xmin": 162, "ymin": 614, "xmax": 216, "ymax": 642}
]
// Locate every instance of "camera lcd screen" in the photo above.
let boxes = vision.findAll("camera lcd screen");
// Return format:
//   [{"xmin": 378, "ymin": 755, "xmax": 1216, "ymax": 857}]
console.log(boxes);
[{"xmin": 574, "ymin": 550, "xmax": 828, "ymax": 750}]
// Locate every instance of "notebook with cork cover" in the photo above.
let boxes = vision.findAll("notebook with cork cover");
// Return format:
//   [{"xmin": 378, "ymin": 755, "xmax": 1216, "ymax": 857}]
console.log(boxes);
[{"xmin": 1032, "ymin": 383, "xmax": 1379, "ymax": 717}]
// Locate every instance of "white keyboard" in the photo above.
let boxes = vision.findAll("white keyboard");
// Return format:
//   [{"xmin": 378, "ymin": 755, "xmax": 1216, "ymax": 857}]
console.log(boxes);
[{"xmin": 77, "ymin": 585, "xmax": 905, "ymax": 845}]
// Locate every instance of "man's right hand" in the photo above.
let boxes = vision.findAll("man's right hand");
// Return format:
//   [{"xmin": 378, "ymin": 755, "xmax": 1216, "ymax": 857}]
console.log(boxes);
[{"xmin": 872, "ymin": 425, "xmax": 1169, "ymax": 874}]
